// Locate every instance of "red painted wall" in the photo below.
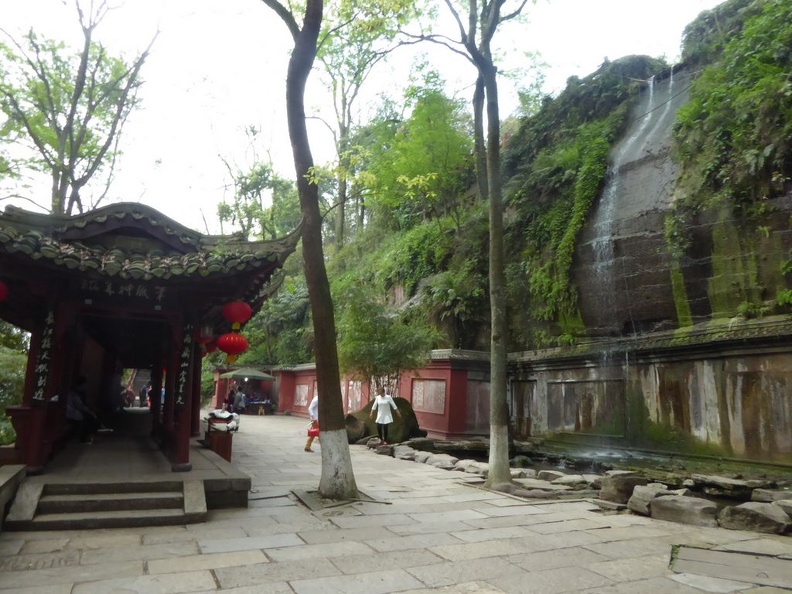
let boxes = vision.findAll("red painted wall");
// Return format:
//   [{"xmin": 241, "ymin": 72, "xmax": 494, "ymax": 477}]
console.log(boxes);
[{"xmin": 274, "ymin": 355, "xmax": 490, "ymax": 439}]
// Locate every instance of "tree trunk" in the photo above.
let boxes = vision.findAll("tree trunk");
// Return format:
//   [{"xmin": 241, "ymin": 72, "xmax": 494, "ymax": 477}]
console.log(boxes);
[
  {"xmin": 284, "ymin": 0, "xmax": 359, "ymax": 500},
  {"xmin": 480, "ymin": 63, "xmax": 511, "ymax": 487}
]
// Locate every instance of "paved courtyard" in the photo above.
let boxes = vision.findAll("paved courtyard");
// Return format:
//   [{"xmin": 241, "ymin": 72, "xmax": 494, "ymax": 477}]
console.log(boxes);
[{"xmin": 1, "ymin": 413, "xmax": 790, "ymax": 593}]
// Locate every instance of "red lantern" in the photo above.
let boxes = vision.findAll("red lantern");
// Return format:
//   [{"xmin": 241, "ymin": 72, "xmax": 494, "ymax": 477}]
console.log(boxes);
[
  {"xmin": 222, "ymin": 301, "xmax": 252, "ymax": 330},
  {"xmin": 0, "ymin": 281, "xmax": 7, "ymax": 302},
  {"xmin": 216, "ymin": 332, "xmax": 249, "ymax": 364}
]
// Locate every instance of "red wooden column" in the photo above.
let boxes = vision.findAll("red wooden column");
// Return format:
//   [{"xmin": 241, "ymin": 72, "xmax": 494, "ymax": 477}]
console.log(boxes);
[{"xmin": 8, "ymin": 302, "xmax": 69, "ymax": 473}]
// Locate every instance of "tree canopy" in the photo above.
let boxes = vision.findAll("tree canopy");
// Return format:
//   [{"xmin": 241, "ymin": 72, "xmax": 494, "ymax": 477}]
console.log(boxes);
[{"xmin": 0, "ymin": 3, "xmax": 153, "ymax": 215}]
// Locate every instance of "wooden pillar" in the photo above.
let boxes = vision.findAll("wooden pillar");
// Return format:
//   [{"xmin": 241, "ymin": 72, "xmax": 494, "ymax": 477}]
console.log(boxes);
[{"xmin": 9, "ymin": 303, "xmax": 69, "ymax": 473}]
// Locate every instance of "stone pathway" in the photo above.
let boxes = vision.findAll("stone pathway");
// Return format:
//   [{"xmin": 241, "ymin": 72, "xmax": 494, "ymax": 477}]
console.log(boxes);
[{"xmin": 1, "ymin": 414, "xmax": 791, "ymax": 593}]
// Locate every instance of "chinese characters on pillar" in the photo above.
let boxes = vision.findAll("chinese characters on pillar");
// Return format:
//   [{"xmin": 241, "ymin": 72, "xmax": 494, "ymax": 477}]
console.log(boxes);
[
  {"xmin": 32, "ymin": 308, "xmax": 56, "ymax": 401},
  {"xmin": 176, "ymin": 324, "xmax": 194, "ymax": 406}
]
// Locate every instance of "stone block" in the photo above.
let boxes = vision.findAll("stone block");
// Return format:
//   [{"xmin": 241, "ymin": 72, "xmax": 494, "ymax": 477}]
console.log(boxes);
[
  {"xmin": 537, "ymin": 470, "xmax": 566, "ymax": 482},
  {"xmin": 718, "ymin": 502, "xmax": 792, "ymax": 534},
  {"xmin": 627, "ymin": 484, "xmax": 669, "ymax": 516},
  {"xmin": 649, "ymin": 495, "xmax": 718, "ymax": 527},
  {"xmin": 752, "ymin": 488, "xmax": 792, "ymax": 503},
  {"xmin": 772, "ymin": 499, "xmax": 792, "ymax": 517},
  {"xmin": 599, "ymin": 473, "xmax": 648, "ymax": 504}
]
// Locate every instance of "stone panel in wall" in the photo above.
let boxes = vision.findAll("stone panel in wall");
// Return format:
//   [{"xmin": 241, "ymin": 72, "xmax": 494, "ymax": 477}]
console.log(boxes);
[
  {"xmin": 412, "ymin": 379, "xmax": 446, "ymax": 414},
  {"xmin": 546, "ymin": 379, "xmax": 625, "ymax": 436},
  {"xmin": 466, "ymin": 380, "xmax": 490, "ymax": 433}
]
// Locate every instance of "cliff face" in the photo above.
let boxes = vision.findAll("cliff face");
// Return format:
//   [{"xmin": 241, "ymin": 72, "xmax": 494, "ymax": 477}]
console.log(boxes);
[
  {"xmin": 574, "ymin": 68, "xmax": 690, "ymax": 336},
  {"xmin": 571, "ymin": 64, "xmax": 792, "ymax": 337},
  {"xmin": 513, "ymin": 61, "xmax": 792, "ymax": 463}
]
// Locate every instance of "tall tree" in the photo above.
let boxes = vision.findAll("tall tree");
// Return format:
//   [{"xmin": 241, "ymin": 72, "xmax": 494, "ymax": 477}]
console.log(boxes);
[
  {"xmin": 317, "ymin": 0, "xmax": 419, "ymax": 247},
  {"xmin": 0, "ymin": 0, "xmax": 154, "ymax": 215},
  {"xmin": 423, "ymin": 0, "xmax": 532, "ymax": 488},
  {"xmin": 261, "ymin": 0, "xmax": 359, "ymax": 500},
  {"xmin": 354, "ymin": 72, "xmax": 473, "ymax": 232}
]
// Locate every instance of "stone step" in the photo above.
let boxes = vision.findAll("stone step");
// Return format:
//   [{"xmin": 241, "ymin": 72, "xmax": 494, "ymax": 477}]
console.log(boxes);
[
  {"xmin": 43, "ymin": 481, "xmax": 182, "ymax": 496},
  {"xmin": 38, "ymin": 491, "xmax": 184, "ymax": 514},
  {"xmin": 5, "ymin": 479, "xmax": 206, "ymax": 531},
  {"xmin": 26, "ymin": 508, "xmax": 198, "ymax": 530}
]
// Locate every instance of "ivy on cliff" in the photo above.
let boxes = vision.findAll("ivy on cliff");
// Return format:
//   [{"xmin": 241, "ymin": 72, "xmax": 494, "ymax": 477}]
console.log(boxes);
[
  {"xmin": 503, "ymin": 56, "xmax": 665, "ymax": 346},
  {"xmin": 673, "ymin": 0, "xmax": 792, "ymax": 216}
]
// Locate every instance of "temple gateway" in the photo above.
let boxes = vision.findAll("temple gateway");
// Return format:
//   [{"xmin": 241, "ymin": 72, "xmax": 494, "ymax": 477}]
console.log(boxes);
[{"xmin": 0, "ymin": 203, "xmax": 298, "ymax": 473}]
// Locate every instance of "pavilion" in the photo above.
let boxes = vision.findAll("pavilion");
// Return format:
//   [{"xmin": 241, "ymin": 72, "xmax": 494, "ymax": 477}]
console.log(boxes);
[{"xmin": 0, "ymin": 203, "xmax": 299, "ymax": 474}]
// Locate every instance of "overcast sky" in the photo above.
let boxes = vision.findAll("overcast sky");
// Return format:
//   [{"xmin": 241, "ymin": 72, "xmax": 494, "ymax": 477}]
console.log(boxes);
[{"xmin": 2, "ymin": 0, "xmax": 723, "ymax": 234}]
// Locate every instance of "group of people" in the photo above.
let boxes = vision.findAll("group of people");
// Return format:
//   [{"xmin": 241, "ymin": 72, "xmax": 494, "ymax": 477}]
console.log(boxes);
[
  {"xmin": 304, "ymin": 385, "xmax": 402, "ymax": 452},
  {"xmin": 225, "ymin": 388, "xmax": 247, "ymax": 414}
]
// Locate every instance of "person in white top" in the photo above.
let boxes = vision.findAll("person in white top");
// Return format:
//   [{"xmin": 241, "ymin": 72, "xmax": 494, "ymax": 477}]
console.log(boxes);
[
  {"xmin": 369, "ymin": 386, "xmax": 402, "ymax": 445},
  {"xmin": 304, "ymin": 394, "xmax": 319, "ymax": 452}
]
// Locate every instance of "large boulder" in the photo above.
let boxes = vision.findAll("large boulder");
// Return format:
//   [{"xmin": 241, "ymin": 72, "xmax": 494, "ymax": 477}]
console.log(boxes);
[
  {"xmin": 649, "ymin": 495, "xmax": 718, "ymax": 527},
  {"xmin": 627, "ymin": 484, "xmax": 670, "ymax": 516},
  {"xmin": 599, "ymin": 472, "xmax": 648, "ymax": 504},
  {"xmin": 345, "ymin": 397, "xmax": 422, "ymax": 444},
  {"xmin": 751, "ymin": 488, "xmax": 792, "ymax": 503},
  {"xmin": 718, "ymin": 502, "xmax": 792, "ymax": 534}
]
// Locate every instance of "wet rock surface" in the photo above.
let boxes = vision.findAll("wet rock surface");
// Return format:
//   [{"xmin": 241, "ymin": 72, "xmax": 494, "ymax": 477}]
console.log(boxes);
[{"xmin": 375, "ymin": 437, "xmax": 792, "ymax": 536}]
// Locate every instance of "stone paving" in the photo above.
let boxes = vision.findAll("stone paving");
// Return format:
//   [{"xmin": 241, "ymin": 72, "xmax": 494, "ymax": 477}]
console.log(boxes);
[{"xmin": 1, "ymin": 414, "xmax": 791, "ymax": 593}]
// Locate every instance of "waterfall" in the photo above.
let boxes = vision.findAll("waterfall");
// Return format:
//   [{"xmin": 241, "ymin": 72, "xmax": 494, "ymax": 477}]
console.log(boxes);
[{"xmin": 592, "ymin": 76, "xmax": 657, "ymax": 274}]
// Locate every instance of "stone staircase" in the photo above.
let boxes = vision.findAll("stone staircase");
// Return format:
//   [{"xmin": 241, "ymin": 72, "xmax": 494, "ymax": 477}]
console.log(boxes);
[{"xmin": 4, "ymin": 479, "xmax": 207, "ymax": 531}]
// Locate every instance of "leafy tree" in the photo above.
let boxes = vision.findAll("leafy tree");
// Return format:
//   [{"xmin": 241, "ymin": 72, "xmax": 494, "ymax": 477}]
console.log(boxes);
[
  {"xmin": 418, "ymin": 0, "xmax": 532, "ymax": 488},
  {"xmin": 336, "ymin": 280, "xmax": 437, "ymax": 389},
  {"xmin": 243, "ymin": 281, "xmax": 313, "ymax": 365},
  {"xmin": 0, "ymin": 344, "xmax": 26, "ymax": 445},
  {"xmin": 260, "ymin": 0, "xmax": 359, "ymax": 500},
  {"xmin": 357, "ymin": 71, "xmax": 474, "ymax": 231},
  {"xmin": 317, "ymin": 0, "xmax": 420, "ymax": 247},
  {"xmin": 0, "ymin": 1, "xmax": 154, "ymax": 215},
  {"xmin": 218, "ymin": 161, "xmax": 301, "ymax": 240}
]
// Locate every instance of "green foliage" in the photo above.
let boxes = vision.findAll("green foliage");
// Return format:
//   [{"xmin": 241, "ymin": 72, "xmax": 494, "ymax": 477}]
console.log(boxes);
[
  {"xmin": 0, "ymin": 345, "xmax": 26, "ymax": 445},
  {"xmin": 245, "ymin": 281, "xmax": 313, "ymax": 365},
  {"xmin": 0, "ymin": 321, "xmax": 28, "ymax": 352},
  {"xmin": 672, "ymin": 0, "xmax": 792, "ymax": 222},
  {"xmin": 335, "ymin": 280, "xmax": 438, "ymax": 386},
  {"xmin": 379, "ymin": 218, "xmax": 456, "ymax": 293},
  {"xmin": 419, "ymin": 263, "xmax": 487, "ymax": 349},
  {"xmin": 507, "ymin": 113, "xmax": 627, "ymax": 334},
  {"xmin": 218, "ymin": 159, "xmax": 301, "ymax": 240},
  {"xmin": 355, "ymin": 71, "xmax": 474, "ymax": 231},
  {"xmin": 0, "ymin": 25, "xmax": 149, "ymax": 214},
  {"xmin": 680, "ymin": 0, "xmax": 759, "ymax": 66}
]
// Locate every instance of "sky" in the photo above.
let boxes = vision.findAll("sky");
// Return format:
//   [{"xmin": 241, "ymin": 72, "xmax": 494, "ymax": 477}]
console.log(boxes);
[{"xmin": 2, "ymin": 0, "xmax": 724, "ymax": 234}]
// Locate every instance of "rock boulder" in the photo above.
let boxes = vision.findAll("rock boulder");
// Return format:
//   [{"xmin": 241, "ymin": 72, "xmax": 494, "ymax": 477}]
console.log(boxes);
[{"xmin": 718, "ymin": 502, "xmax": 792, "ymax": 534}]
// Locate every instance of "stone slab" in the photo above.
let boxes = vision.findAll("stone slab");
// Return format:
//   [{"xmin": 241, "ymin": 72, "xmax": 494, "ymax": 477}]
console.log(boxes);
[{"xmin": 671, "ymin": 546, "xmax": 792, "ymax": 589}]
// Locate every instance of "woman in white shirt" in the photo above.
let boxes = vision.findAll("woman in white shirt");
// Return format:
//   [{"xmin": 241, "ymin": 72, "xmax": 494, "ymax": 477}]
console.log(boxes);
[{"xmin": 369, "ymin": 386, "xmax": 402, "ymax": 445}]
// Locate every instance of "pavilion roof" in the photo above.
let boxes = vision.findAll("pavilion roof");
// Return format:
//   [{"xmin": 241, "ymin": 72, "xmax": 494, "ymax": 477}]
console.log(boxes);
[
  {"xmin": 0, "ymin": 203, "xmax": 302, "ymax": 332},
  {"xmin": 0, "ymin": 203, "xmax": 300, "ymax": 281}
]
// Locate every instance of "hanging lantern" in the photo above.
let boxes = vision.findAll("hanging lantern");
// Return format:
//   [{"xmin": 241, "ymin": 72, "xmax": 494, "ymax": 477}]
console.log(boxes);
[
  {"xmin": 0, "ymin": 281, "xmax": 7, "ymax": 302},
  {"xmin": 222, "ymin": 301, "xmax": 252, "ymax": 330},
  {"xmin": 216, "ymin": 332, "xmax": 249, "ymax": 364}
]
